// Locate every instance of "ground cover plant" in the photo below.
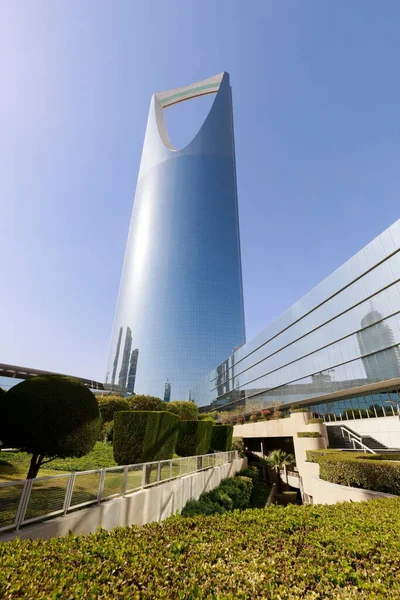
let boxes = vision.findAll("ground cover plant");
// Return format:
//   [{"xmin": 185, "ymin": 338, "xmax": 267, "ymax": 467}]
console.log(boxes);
[
  {"xmin": 1, "ymin": 499, "xmax": 400, "ymax": 599},
  {"xmin": 181, "ymin": 474, "xmax": 253, "ymax": 517},
  {"xmin": 0, "ymin": 443, "xmax": 116, "ymax": 482},
  {"xmin": 307, "ymin": 449, "xmax": 400, "ymax": 495}
]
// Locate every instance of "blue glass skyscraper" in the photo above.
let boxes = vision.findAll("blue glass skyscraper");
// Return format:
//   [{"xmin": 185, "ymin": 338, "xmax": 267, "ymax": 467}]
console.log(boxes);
[{"xmin": 106, "ymin": 72, "xmax": 245, "ymax": 399}]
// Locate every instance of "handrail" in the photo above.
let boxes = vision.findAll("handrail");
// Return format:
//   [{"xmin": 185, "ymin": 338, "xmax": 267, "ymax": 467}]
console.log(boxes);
[
  {"xmin": 340, "ymin": 427, "xmax": 376, "ymax": 454},
  {"xmin": 0, "ymin": 450, "xmax": 238, "ymax": 534}
]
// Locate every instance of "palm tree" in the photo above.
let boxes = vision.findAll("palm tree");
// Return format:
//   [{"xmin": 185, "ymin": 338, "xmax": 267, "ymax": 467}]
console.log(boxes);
[{"xmin": 265, "ymin": 449, "xmax": 295, "ymax": 494}]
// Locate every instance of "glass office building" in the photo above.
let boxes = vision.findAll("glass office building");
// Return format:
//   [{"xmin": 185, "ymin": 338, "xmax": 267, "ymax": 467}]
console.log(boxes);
[
  {"xmin": 106, "ymin": 73, "xmax": 245, "ymax": 399},
  {"xmin": 191, "ymin": 220, "xmax": 400, "ymax": 420}
]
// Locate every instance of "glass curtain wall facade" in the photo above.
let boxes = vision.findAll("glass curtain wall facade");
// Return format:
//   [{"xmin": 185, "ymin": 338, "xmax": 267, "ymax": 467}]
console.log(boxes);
[
  {"xmin": 191, "ymin": 220, "xmax": 400, "ymax": 411},
  {"xmin": 106, "ymin": 73, "xmax": 245, "ymax": 399}
]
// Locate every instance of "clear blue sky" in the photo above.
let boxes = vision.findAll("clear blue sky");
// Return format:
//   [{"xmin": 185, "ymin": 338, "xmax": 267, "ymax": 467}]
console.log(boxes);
[{"xmin": 1, "ymin": 1, "xmax": 399, "ymax": 382}]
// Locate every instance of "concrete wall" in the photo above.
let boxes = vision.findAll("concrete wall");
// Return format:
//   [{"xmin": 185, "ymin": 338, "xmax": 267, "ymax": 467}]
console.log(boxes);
[
  {"xmin": 329, "ymin": 416, "xmax": 400, "ymax": 448},
  {"xmin": 233, "ymin": 412, "xmax": 328, "ymax": 443},
  {"xmin": 1, "ymin": 458, "xmax": 246, "ymax": 542},
  {"xmin": 311, "ymin": 475, "xmax": 397, "ymax": 504}
]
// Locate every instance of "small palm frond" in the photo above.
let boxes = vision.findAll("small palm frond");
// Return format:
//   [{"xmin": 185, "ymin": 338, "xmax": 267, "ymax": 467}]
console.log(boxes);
[{"xmin": 265, "ymin": 449, "xmax": 295, "ymax": 469}]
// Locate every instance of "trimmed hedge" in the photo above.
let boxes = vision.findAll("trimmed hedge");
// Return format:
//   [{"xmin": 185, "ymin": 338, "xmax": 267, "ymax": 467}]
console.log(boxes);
[
  {"xmin": 3, "ymin": 499, "xmax": 400, "ymax": 598},
  {"xmin": 176, "ymin": 420, "xmax": 214, "ymax": 457},
  {"xmin": 308, "ymin": 417, "xmax": 324, "ymax": 423},
  {"xmin": 209, "ymin": 424, "xmax": 233, "ymax": 452},
  {"xmin": 290, "ymin": 407, "xmax": 309, "ymax": 413},
  {"xmin": 181, "ymin": 475, "xmax": 253, "ymax": 517},
  {"xmin": 113, "ymin": 411, "xmax": 179, "ymax": 465},
  {"xmin": 307, "ymin": 449, "xmax": 400, "ymax": 495},
  {"xmin": 297, "ymin": 431, "xmax": 321, "ymax": 438}
]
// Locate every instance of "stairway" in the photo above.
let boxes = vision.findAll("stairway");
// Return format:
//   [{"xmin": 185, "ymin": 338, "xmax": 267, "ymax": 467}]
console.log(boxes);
[{"xmin": 326, "ymin": 424, "xmax": 389, "ymax": 452}]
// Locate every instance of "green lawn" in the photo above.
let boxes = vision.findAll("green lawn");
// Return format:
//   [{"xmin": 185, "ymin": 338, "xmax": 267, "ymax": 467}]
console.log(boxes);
[
  {"xmin": 1, "ymin": 499, "xmax": 400, "ymax": 599},
  {"xmin": 0, "ymin": 442, "xmax": 116, "ymax": 482},
  {"xmin": 0, "ymin": 445, "xmax": 192, "ymax": 530}
]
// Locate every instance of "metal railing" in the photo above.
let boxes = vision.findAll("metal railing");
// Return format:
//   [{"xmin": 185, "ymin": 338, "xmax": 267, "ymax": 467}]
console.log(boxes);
[
  {"xmin": 0, "ymin": 450, "xmax": 237, "ymax": 534},
  {"xmin": 340, "ymin": 427, "xmax": 376, "ymax": 454}
]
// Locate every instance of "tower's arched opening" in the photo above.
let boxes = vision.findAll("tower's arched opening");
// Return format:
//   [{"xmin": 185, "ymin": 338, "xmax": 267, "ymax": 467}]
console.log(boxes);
[{"xmin": 163, "ymin": 93, "xmax": 215, "ymax": 150}]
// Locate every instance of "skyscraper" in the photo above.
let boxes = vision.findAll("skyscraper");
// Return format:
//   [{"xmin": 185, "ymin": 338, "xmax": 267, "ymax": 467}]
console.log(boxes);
[{"xmin": 107, "ymin": 72, "xmax": 245, "ymax": 399}]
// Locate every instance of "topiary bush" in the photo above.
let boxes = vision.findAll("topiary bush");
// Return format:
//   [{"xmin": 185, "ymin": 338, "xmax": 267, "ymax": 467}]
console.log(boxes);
[
  {"xmin": 113, "ymin": 411, "xmax": 180, "ymax": 465},
  {"xmin": 96, "ymin": 395, "xmax": 131, "ymax": 424},
  {"xmin": 127, "ymin": 395, "xmax": 165, "ymax": 412},
  {"xmin": 166, "ymin": 401, "xmax": 199, "ymax": 420},
  {"xmin": 209, "ymin": 424, "xmax": 233, "ymax": 452},
  {"xmin": 198, "ymin": 412, "xmax": 216, "ymax": 422},
  {"xmin": 176, "ymin": 420, "xmax": 214, "ymax": 457},
  {"xmin": 0, "ymin": 376, "xmax": 100, "ymax": 478},
  {"xmin": 297, "ymin": 431, "xmax": 321, "ymax": 438}
]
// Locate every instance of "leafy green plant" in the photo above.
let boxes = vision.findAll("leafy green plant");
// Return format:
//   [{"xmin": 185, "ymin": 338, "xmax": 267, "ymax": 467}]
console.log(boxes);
[
  {"xmin": 275, "ymin": 490, "xmax": 298, "ymax": 506},
  {"xmin": 127, "ymin": 395, "xmax": 166, "ymax": 411},
  {"xmin": 113, "ymin": 411, "xmax": 180, "ymax": 465},
  {"xmin": 236, "ymin": 466, "xmax": 259, "ymax": 481},
  {"xmin": 231, "ymin": 437, "xmax": 244, "ymax": 457},
  {"xmin": 0, "ymin": 376, "xmax": 100, "ymax": 478},
  {"xmin": 290, "ymin": 407, "xmax": 309, "ymax": 413},
  {"xmin": 197, "ymin": 412, "xmax": 216, "ymax": 422},
  {"xmin": 297, "ymin": 431, "xmax": 322, "ymax": 438},
  {"xmin": 308, "ymin": 417, "xmax": 324, "ymax": 423},
  {"xmin": 181, "ymin": 475, "xmax": 253, "ymax": 517},
  {"xmin": 96, "ymin": 395, "xmax": 131, "ymax": 424},
  {"xmin": 104, "ymin": 420, "xmax": 114, "ymax": 443},
  {"xmin": 166, "ymin": 401, "xmax": 199, "ymax": 420},
  {"xmin": 3, "ymin": 499, "xmax": 400, "ymax": 598},
  {"xmin": 307, "ymin": 449, "xmax": 400, "ymax": 494},
  {"xmin": 265, "ymin": 449, "xmax": 295, "ymax": 493},
  {"xmin": 209, "ymin": 424, "xmax": 233, "ymax": 452},
  {"xmin": 176, "ymin": 420, "xmax": 214, "ymax": 457}
]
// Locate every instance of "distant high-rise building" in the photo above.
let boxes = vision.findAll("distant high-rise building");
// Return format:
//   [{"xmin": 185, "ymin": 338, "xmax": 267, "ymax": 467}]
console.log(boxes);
[
  {"xmin": 111, "ymin": 327, "xmax": 123, "ymax": 385},
  {"xmin": 127, "ymin": 349, "xmax": 139, "ymax": 394},
  {"xmin": 118, "ymin": 327, "xmax": 132, "ymax": 388},
  {"xmin": 164, "ymin": 381, "xmax": 171, "ymax": 403},
  {"xmin": 106, "ymin": 72, "xmax": 245, "ymax": 399},
  {"xmin": 357, "ymin": 308, "xmax": 400, "ymax": 382}
]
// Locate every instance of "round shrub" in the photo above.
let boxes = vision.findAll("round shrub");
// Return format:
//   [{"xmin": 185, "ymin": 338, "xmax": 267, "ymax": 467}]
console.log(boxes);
[
  {"xmin": 166, "ymin": 401, "xmax": 199, "ymax": 420},
  {"xmin": 0, "ymin": 376, "xmax": 100, "ymax": 478},
  {"xmin": 127, "ymin": 395, "xmax": 165, "ymax": 412},
  {"xmin": 198, "ymin": 412, "xmax": 216, "ymax": 422},
  {"xmin": 96, "ymin": 395, "xmax": 131, "ymax": 424}
]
